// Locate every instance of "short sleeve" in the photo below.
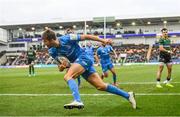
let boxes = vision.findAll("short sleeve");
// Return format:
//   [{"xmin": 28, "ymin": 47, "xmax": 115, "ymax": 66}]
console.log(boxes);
[{"xmin": 109, "ymin": 45, "xmax": 113, "ymax": 51}]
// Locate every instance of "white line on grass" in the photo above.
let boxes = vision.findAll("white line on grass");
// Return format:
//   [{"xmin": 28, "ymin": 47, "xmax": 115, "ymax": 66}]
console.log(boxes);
[
  {"xmin": 119, "ymin": 82, "xmax": 180, "ymax": 84},
  {"xmin": 0, "ymin": 93, "xmax": 180, "ymax": 96}
]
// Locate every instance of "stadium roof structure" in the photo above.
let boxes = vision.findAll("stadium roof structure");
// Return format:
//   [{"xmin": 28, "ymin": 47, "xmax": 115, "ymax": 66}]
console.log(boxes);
[
  {"xmin": 0, "ymin": 16, "xmax": 180, "ymax": 30},
  {"xmin": 0, "ymin": 40, "xmax": 7, "ymax": 45}
]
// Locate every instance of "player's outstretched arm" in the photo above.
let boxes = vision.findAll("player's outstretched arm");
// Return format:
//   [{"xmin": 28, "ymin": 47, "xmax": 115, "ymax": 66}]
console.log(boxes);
[
  {"xmin": 112, "ymin": 49, "xmax": 118, "ymax": 59},
  {"xmin": 80, "ymin": 35, "xmax": 112, "ymax": 45}
]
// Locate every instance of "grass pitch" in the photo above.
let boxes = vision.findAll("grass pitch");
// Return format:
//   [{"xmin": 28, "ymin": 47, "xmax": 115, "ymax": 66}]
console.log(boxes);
[{"xmin": 0, "ymin": 65, "xmax": 180, "ymax": 116}]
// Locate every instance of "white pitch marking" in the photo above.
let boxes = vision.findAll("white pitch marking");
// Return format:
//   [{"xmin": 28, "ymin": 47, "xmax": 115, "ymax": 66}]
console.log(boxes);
[
  {"xmin": 0, "ymin": 93, "xmax": 180, "ymax": 96},
  {"xmin": 118, "ymin": 82, "xmax": 180, "ymax": 84}
]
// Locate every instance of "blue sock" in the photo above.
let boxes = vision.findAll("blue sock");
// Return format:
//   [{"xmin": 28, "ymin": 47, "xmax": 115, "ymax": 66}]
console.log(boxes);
[
  {"xmin": 113, "ymin": 74, "xmax": 117, "ymax": 84},
  {"xmin": 77, "ymin": 76, "xmax": 81, "ymax": 87},
  {"xmin": 106, "ymin": 84, "xmax": 129, "ymax": 99},
  {"xmin": 67, "ymin": 79, "xmax": 81, "ymax": 102}
]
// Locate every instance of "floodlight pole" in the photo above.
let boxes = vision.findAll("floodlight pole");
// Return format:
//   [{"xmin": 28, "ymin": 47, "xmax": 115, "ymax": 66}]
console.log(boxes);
[
  {"xmin": 84, "ymin": 20, "xmax": 87, "ymax": 46},
  {"xmin": 104, "ymin": 17, "xmax": 106, "ymax": 39},
  {"xmin": 164, "ymin": 23, "xmax": 167, "ymax": 28},
  {"xmin": 84, "ymin": 20, "xmax": 87, "ymax": 35}
]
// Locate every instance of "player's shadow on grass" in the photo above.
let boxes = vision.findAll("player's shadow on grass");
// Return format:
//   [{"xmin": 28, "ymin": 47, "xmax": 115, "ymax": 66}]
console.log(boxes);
[
  {"xmin": 100, "ymin": 104, "xmax": 141, "ymax": 116},
  {"xmin": 63, "ymin": 108, "xmax": 92, "ymax": 116}
]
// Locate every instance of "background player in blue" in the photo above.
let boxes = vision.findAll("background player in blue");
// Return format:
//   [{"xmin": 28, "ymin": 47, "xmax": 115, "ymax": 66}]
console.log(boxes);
[
  {"xmin": 83, "ymin": 42, "xmax": 95, "ymax": 64},
  {"xmin": 42, "ymin": 29, "xmax": 136, "ymax": 109},
  {"xmin": 96, "ymin": 43, "xmax": 118, "ymax": 86}
]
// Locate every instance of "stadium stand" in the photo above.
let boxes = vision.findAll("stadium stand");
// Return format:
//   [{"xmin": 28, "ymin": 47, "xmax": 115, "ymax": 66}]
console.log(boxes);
[{"xmin": 0, "ymin": 17, "xmax": 180, "ymax": 65}]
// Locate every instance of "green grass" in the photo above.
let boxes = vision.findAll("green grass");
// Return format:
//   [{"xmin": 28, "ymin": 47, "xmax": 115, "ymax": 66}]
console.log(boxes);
[{"xmin": 0, "ymin": 65, "xmax": 180, "ymax": 116}]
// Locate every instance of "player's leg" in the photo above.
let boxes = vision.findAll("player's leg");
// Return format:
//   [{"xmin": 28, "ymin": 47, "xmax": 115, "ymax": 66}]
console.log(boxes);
[
  {"xmin": 28, "ymin": 59, "xmax": 32, "ymax": 76},
  {"xmin": 121, "ymin": 57, "xmax": 125, "ymax": 66},
  {"xmin": 166, "ymin": 63, "xmax": 172, "ymax": 80},
  {"xmin": 156, "ymin": 63, "xmax": 164, "ymax": 88},
  {"xmin": 77, "ymin": 76, "xmax": 81, "ymax": 88},
  {"xmin": 164, "ymin": 63, "xmax": 174, "ymax": 87},
  {"xmin": 28, "ymin": 64, "xmax": 31, "ymax": 76},
  {"xmin": 101, "ymin": 64, "xmax": 108, "ymax": 79},
  {"xmin": 63, "ymin": 63, "xmax": 85, "ymax": 109},
  {"xmin": 31, "ymin": 61, "xmax": 35, "ymax": 76},
  {"xmin": 87, "ymin": 73, "xmax": 136, "ymax": 109},
  {"xmin": 32, "ymin": 64, "xmax": 34, "ymax": 76},
  {"xmin": 109, "ymin": 64, "xmax": 117, "ymax": 86}
]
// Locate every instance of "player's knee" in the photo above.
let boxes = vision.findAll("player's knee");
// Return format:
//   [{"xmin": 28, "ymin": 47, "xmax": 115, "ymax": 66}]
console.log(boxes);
[
  {"xmin": 64, "ymin": 74, "xmax": 72, "ymax": 81},
  {"xmin": 159, "ymin": 66, "xmax": 164, "ymax": 71},
  {"xmin": 168, "ymin": 67, "xmax": 172, "ymax": 72},
  {"xmin": 96, "ymin": 84, "xmax": 106, "ymax": 91},
  {"xmin": 159, "ymin": 69, "xmax": 163, "ymax": 72}
]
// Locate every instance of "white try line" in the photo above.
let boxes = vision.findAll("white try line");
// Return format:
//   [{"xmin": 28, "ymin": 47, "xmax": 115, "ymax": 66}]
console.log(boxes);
[
  {"xmin": 0, "ymin": 93, "xmax": 180, "ymax": 96},
  {"xmin": 119, "ymin": 82, "xmax": 180, "ymax": 84}
]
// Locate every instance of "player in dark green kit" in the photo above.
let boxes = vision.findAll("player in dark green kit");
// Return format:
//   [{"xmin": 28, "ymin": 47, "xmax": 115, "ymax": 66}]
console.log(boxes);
[
  {"xmin": 156, "ymin": 28, "xmax": 174, "ymax": 88},
  {"xmin": 27, "ymin": 47, "xmax": 36, "ymax": 77}
]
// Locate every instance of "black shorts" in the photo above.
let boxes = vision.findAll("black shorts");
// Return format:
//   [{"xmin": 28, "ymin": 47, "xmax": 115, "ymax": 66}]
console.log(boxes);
[
  {"xmin": 159, "ymin": 52, "xmax": 172, "ymax": 64},
  {"xmin": 28, "ymin": 59, "xmax": 34, "ymax": 64}
]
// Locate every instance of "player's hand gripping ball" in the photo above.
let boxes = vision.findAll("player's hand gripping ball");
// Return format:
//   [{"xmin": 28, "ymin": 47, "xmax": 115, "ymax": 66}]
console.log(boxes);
[{"xmin": 57, "ymin": 56, "xmax": 71, "ymax": 72}]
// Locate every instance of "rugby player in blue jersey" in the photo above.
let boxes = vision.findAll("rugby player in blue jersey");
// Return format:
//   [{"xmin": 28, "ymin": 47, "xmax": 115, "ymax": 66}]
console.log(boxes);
[
  {"xmin": 84, "ymin": 42, "xmax": 95, "ymax": 64},
  {"xmin": 96, "ymin": 44, "xmax": 118, "ymax": 86},
  {"xmin": 65, "ymin": 28, "xmax": 81, "ymax": 88},
  {"xmin": 42, "ymin": 29, "xmax": 136, "ymax": 109}
]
